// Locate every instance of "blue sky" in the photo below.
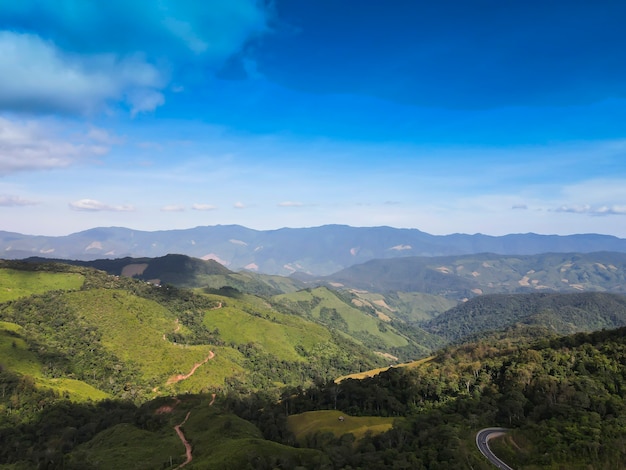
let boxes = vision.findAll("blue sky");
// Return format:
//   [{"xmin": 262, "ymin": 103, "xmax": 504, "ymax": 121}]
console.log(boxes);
[{"xmin": 1, "ymin": 0, "xmax": 626, "ymax": 237}]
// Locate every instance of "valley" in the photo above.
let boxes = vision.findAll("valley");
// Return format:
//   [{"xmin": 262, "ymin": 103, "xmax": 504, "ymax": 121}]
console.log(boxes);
[{"xmin": 1, "ymin": 249, "xmax": 626, "ymax": 468}]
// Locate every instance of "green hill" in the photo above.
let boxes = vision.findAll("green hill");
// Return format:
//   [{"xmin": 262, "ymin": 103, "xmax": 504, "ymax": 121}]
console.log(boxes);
[
  {"xmin": 275, "ymin": 326, "xmax": 626, "ymax": 469},
  {"xmin": 324, "ymin": 252, "xmax": 626, "ymax": 299},
  {"xmin": 272, "ymin": 286, "xmax": 437, "ymax": 361},
  {"xmin": 0, "ymin": 260, "xmax": 386, "ymax": 404},
  {"xmin": 0, "ymin": 260, "xmax": 85, "ymax": 302},
  {"xmin": 423, "ymin": 291, "xmax": 626, "ymax": 343}
]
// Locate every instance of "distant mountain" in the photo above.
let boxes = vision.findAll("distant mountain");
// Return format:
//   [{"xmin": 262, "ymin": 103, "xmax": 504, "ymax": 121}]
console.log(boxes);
[
  {"xmin": 3, "ymin": 224, "xmax": 626, "ymax": 275},
  {"xmin": 322, "ymin": 252, "xmax": 626, "ymax": 299}
]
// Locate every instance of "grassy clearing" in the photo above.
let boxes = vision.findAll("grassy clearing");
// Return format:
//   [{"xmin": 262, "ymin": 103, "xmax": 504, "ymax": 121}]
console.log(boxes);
[
  {"xmin": 0, "ymin": 269, "xmax": 84, "ymax": 302},
  {"xmin": 0, "ymin": 322, "xmax": 108, "ymax": 402},
  {"xmin": 0, "ymin": 323, "xmax": 41, "ymax": 376},
  {"xmin": 203, "ymin": 294, "xmax": 335, "ymax": 361},
  {"xmin": 335, "ymin": 356, "xmax": 434, "ymax": 382},
  {"xmin": 275, "ymin": 287, "xmax": 410, "ymax": 349},
  {"xmin": 64, "ymin": 289, "xmax": 245, "ymax": 393},
  {"xmin": 287, "ymin": 410, "xmax": 396, "ymax": 443}
]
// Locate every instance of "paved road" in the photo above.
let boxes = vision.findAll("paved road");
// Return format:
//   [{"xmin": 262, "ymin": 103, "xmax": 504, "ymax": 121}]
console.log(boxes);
[{"xmin": 476, "ymin": 428, "xmax": 514, "ymax": 470}]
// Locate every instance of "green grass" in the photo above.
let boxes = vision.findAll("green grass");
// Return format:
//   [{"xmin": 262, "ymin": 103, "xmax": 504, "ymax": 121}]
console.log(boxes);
[
  {"xmin": 63, "ymin": 289, "xmax": 252, "ymax": 394},
  {"xmin": 0, "ymin": 322, "xmax": 40, "ymax": 376},
  {"xmin": 0, "ymin": 321, "xmax": 109, "ymax": 402},
  {"xmin": 275, "ymin": 287, "xmax": 410, "ymax": 349},
  {"xmin": 0, "ymin": 268, "xmax": 84, "ymax": 302},
  {"xmin": 203, "ymin": 294, "xmax": 335, "ymax": 362},
  {"xmin": 335, "ymin": 356, "xmax": 434, "ymax": 383},
  {"xmin": 287, "ymin": 410, "xmax": 396, "ymax": 443}
]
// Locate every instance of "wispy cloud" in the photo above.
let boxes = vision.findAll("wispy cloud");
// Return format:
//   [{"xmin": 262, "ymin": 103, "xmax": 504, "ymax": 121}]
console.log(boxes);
[
  {"xmin": 278, "ymin": 201, "xmax": 303, "ymax": 207},
  {"xmin": 555, "ymin": 204, "xmax": 626, "ymax": 216},
  {"xmin": 0, "ymin": 117, "xmax": 110, "ymax": 175},
  {"xmin": 512, "ymin": 204, "xmax": 528, "ymax": 210},
  {"xmin": 0, "ymin": 195, "xmax": 39, "ymax": 206},
  {"xmin": 69, "ymin": 199, "xmax": 134, "ymax": 212},
  {"xmin": 233, "ymin": 201, "xmax": 246, "ymax": 209},
  {"xmin": 192, "ymin": 203, "xmax": 217, "ymax": 211}
]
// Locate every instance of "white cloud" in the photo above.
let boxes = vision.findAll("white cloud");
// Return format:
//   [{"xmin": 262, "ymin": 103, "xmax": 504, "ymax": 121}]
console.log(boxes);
[
  {"xmin": 69, "ymin": 199, "xmax": 135, "ymax": 212},
  {"xmin": 192, "ymin": 203, "xmax": 217, "ymax": 211},
  {"xmin": 0, "ymin": 31, "xmax": 165, "ymax": 115},
  {"xmin": 233, "ymin": 201, "xmax": 246, "ymax": 209},
  {"xmin": 555, "ymin": 204, "xmax": 626, "ymax": 216},
  {"xmin": 278, "ymin": 201, "xmax": 303, "ymax": 207},
  {"xmin": 0, "ymin": 194, "xmax": 39, "ymax": 206},
  {"xmin": 0, "ymin": 117, "xmax": 110, "ymax": 175},
  {"xmin": 161, "ymin": 204, "xmax": 185, "ymax": 212}
]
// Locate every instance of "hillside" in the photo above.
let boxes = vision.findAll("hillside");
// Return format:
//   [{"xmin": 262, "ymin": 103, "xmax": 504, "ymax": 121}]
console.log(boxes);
[
  {"xmin": 323, "ymin": 252, "xmax": 626, "ymax": 299},
  {"xmin": 274, "ymin": 326, "xmax": 626, "ymax": 469},
  {"xmin": 423, "ymin": 291, "xmax": 626, "ymax": 343},
  {"xmin": 272, "ymin": 286, "xmax": 442, "ymax": 361},
  {"xmin": 0, "ymin": 260, "xmax": 387, "ymax": 404},
  {"xmin": 3, "ymin": 258, "xmax": 626, "ymax": 468},
  {"xmin": 3, "ymin": 224, "xmax": 626, "ymax": 275},
  {"xmin": 24, "ymin": 254, "xmax": 306, "ymax": 296}
]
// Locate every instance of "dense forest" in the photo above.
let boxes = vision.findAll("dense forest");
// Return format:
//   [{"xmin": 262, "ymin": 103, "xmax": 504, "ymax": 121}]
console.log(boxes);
[{"xmin": 2, "ymin": 324, "xmax": 626, "ymax": 468}]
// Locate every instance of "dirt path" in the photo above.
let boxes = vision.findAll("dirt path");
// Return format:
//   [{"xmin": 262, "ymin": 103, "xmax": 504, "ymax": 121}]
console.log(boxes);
[
  {"xmin": 170, "ymin": 394, "xmax": 217, "ymax": 469},
  {"xmin": 173, "ymin": 411, "xmax": 193, "ymax": 469},
  {"xmin": 166, "ymin": 351, "xmax": 215, "ymax": 385},
  {"xmin": 163, "ymin": 318, "xmax": 181, "ymax": 341}
]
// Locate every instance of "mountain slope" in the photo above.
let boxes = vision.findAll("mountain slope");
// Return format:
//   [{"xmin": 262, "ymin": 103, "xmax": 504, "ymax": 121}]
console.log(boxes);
[
  {"xmin": 0, "ymin": 261, "xmax": 387, "ymax": 404},
  {"xmin": 323, "ymin": 252, "xmax": 626, "ymax": 299},
  {"xmin": 423, "ymin": 291, "xmax": 626, "ymax": 342},
  {"xmin": 3, "ymin": 224, "xmax": 626, "ymax": 275}
]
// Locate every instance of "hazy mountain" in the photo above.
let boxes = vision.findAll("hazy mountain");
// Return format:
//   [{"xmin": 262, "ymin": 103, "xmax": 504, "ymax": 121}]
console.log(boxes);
[
  {"xmin": 3, "ymin": 224, "xmax": 626, "ymax": 275},
  {"xmin": 321, "ymin": 252, "xmax": 626, "ymax": 299}
]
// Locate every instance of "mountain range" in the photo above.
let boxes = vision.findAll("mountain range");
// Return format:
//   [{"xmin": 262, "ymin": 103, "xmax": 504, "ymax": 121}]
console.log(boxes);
[{"xmin": 3, "ymin": 224, "xmax": 626, "ymax": 275}]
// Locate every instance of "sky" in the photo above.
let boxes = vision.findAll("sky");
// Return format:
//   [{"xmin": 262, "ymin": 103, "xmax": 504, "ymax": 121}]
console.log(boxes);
[{"xmin": 1, "ymin": 0, "xmax": 626, "ymax": 237}]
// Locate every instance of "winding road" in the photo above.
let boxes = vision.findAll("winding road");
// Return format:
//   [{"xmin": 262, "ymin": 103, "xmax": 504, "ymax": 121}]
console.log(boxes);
[{"xmin": 476, "ymin": 428, "xmax": 514, "ymax": 470}]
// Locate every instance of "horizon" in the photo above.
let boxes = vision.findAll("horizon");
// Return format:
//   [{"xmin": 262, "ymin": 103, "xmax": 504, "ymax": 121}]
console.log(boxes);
[
  {"xmin": 4, "ymin": 222, "xmax": 625, "ymax": 240},
  {"xmin": 1, "ymin": 2, "xmax": 626, "ymax": 237}
]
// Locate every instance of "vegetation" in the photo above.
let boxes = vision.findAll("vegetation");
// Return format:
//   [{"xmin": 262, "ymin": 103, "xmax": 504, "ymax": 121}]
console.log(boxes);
[
  {"xmin": 325, "ymin": 252, "xmax": 626, "ymax": 299},
  {"xmin": 3, "ymin": 257, "xmax": 626, "ymax": 468},
  {"xmin": 424, "ymin": 291, "xmax": 626, "ymax": 343}
]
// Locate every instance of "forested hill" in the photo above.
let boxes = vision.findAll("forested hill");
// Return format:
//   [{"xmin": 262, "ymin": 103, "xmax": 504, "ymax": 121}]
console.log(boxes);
[
  {"xmin": 278, "ymin": 326, "xmax": 626, "ymax": 469},
  {"xmin": 423, "ymin": 291, "xmax": 626, "ymax": 342},
  {"xmin": 322, "ymin": 252, "xmax": 626, "ymax": 298}
]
